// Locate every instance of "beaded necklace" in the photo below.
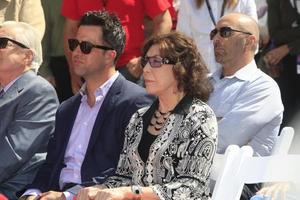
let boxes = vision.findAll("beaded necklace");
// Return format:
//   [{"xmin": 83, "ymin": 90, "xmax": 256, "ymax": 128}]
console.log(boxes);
[{"xmin": 149, "ymin": 110, "xmax": 172, "ymax": 131}]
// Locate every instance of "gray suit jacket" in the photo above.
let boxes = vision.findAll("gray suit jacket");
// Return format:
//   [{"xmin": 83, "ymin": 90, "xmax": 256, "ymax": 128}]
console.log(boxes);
[{"xmin": 0, "ymin": 70, "xmax": 59, "ymax": 199}]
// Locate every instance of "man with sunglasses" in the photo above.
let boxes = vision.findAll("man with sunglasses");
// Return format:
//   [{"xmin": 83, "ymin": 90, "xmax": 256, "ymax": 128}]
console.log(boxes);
[
  {"xmin": 20, "ymin": 11, "xmax": 152, "ymax": 200},
  {"xmin": 208, "ymin": 13, "xmax": 284, "ymax": 199},
  {"xmin": 0, "ymin": 21, "xmax": 59, "ymax": 199},
  {"xmin": 62, "ymin": 0, "xmax": 172, "ymax": 93}
]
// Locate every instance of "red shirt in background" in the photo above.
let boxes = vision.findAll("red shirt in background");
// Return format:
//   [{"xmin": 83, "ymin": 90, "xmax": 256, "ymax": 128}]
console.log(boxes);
[
  {"xmin": 61, "ymin": 0, "xmax": 170, "ymax": 68},
  {"xmin": 167, "ymin": 0, "xmax": 178, "ymax": 29},
  {"xmin": 0, "ymin": 194, "xmax": 7, "ymax": 200}
]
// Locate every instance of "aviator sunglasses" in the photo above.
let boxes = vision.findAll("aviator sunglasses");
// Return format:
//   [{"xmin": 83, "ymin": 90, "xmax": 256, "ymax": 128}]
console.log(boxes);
[
  {"xmin": 68, "ymin": 38, "xmax": 114, "ymax": 54},
  {"xmin": 141, "ymin": 56, "xmax": 176, "ymax": 68},
  {"xmin": 0, "ymin": 37, "xmax": 29, "ymax": 49},
  {"xmin": 210, "ymin": 26, "xmax": 252, "ymax": 40}
]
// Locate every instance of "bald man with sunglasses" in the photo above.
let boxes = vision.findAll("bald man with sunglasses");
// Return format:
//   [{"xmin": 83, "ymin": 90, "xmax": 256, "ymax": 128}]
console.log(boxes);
[
  {"xmin": 208, "ymin": 13, "xmax": 284, "ymax": 199},
  {"xmin": 20, "ymin": 11, "xmax": 152, "ymax": 200}
]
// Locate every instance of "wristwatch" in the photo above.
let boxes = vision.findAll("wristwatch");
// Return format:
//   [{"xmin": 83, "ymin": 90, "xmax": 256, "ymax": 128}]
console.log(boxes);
[{"xmin": 131, "ymin": 184, "xmax": 142, "ymax": 195}]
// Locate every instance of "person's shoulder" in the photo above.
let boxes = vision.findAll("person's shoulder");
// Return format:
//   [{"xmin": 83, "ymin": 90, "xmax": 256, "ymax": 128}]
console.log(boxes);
[
  {"xmin": 187, "ymin": 98, "xmax": 218, "ymax": 138},
  {"xmin": 249, "ymin": 69, "xmax": 280, "ymax": 91},
  {"xmin": 18, "ymin": 73, "xmax": 56, "ymax": 97},
  {"xmin": 191, "ymin": 98, "xmax": 216, "ymax": 116},
  {"xmin": 119, "ymin": 78, "xmax": 149, "ymax": 97},
  {"xmin": 59, "ymin": 93, "xmax": 81, "ymax": 108}
]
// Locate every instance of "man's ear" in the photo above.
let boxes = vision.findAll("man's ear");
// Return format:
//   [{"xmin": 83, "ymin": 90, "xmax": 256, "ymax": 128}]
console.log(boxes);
[
  {"xmin": 105, "ymin": 50, "xmax": 117, "ymax": 64},
  {"xmin": 24, "ymin": 49, "xmax": 34, "ymax": 66},
  {"xmin": 245, "ymin": 35, "xmax": 256, "ymax": 51}
]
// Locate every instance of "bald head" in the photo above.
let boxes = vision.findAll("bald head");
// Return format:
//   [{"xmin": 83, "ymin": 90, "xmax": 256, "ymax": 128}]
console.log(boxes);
[{"xmin": 218, "ymin": 13, "xmax": 259, "ymax": 51}]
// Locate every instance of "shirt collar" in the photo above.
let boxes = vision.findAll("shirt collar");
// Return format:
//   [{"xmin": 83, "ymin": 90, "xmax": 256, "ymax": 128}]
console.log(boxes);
[
  {"xmin": 145, "ymin": 95, "xmax": 193, "ymax": 117},
  {"xmin": 211, "ymin": 60, "xmax": 257, "ymax": 81},
  {"xmin": 79, "ymin": 71, "xmax": 119, "ymax": 102},
  {"xmin": 0, "ymin": 75, "xmax": 22, "ymax": 92}
]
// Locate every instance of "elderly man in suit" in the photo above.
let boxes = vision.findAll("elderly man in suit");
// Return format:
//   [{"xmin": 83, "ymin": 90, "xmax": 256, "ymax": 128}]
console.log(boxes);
[
  {"xmin": 0, "ymin": 21, "xmax": 59, "ymax": 199},
  {"xmin": 21, "ymin": 11, "xmax": 153, "ymax": 200}
]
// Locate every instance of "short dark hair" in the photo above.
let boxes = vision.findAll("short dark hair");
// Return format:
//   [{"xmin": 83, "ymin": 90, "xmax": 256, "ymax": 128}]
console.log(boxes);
[
  {"xmin": 79, "ymin": 11, "xmax": 125, "ymax": 62},
  {"xmin": 142, "ymin": 32, "xmax": 213, "ymax": 102}
]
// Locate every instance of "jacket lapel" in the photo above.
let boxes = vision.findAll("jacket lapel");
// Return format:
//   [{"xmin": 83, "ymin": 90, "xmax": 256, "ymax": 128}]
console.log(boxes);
[
  {"xmin": 85, "ymin": 75, "xmax": 124, "ymax": 153},
  {"xmin": 59, "ymin": 94, "xmax": 82, "ymax": 154},
  {"xmin": 0, "ymin": 70, "xmax": 35, "ymax": 107}
]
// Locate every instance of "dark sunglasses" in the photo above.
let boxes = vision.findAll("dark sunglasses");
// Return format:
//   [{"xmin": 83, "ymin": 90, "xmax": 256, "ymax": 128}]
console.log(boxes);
[
  {"xmin": 68, "ymin": 38, "xmax": 114, "ymax": 54},
  {"xmin": 141, "ymin": 56, "xmax": 176, "ymax": 68},
  {"xmin": 210, "ymin": 26, "xmax": 252, "ymax": 40},
  {"xmin": 0, "ymin": 37, "xmax": 29, "ymax": 49}
]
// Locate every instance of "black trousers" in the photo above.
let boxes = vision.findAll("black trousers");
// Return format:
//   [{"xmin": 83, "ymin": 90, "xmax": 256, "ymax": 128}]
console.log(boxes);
[
  {"xmin": 49, "ymin": 56, "xmax": 73, "ymax": 102},
  {"xmin": 240, "ymin": 183, "xmax": 262, "ymax": 200}
]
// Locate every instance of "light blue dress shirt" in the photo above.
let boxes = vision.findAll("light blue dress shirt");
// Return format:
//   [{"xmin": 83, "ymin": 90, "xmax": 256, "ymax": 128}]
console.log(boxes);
[{"xmin": 208, "ymin": 60, "xmax": 284, "ymax": 156}]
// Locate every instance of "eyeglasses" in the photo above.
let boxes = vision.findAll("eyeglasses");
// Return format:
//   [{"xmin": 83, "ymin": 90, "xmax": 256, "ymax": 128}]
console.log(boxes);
[
  {"xmin": 68, "ymin": 38, "xmax": 114, "ymax": 54},
  {"xmin": 0, "ymin": 37, "xmax": 29, "ymax": 49},
  {"xmin": 141, "ymin": 56, "xmax": 175, "ymax": 68},
  {"xmin": 210, "ymin": 26, "xmax": 252, "ymax": 40}
]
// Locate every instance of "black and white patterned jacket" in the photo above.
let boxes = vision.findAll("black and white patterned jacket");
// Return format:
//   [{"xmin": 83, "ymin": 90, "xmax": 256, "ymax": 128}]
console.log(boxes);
[{"xmin": 103, "ymin": 97, "xmax": 218, "ymax": 200}]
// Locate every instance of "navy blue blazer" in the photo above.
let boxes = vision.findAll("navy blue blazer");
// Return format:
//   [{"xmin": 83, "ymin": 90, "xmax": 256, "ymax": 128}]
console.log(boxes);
[{"xmin": 29, "ymin": 75, "xmax": 153, "ymax": 192}]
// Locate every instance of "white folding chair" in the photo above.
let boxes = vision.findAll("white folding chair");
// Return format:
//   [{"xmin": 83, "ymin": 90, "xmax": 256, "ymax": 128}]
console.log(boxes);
[
  {"xmin": 210, "ymin": 127, "xmax": 296, "ymax": 200},
  {"xmin": 271, "ymin": 126, "xmax": 294, "ymax": 155},
  {"xmin": 210, "ymin": 145, "xmax": 254, "ymax": 200}
]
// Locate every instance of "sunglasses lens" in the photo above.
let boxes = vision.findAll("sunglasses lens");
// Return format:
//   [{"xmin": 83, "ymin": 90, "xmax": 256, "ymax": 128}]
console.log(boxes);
[
  {"xmin": 141, "ymin": 57, "xmax": 148, "ymax": 68},
  {"xmin": 220, "ymin": 27, "xmax": 232, "ymax": 38},
  {"xmin": 210, "ymin": 29, "xmax": 218, "ymax": 40},
  {"xmin": 68, "ymin": 39, "xmax": 79, "ymax": 51},
  {"xmin": 80, "ymin": 41, "xmax": 93, "ymax": 54},
  {"xmin": 149, "ymin": 57, "xmax": 163, "ymax": 68},
  {"xmin": 0, "ymin": 38, "xmax": 8, "ymax": 49}
]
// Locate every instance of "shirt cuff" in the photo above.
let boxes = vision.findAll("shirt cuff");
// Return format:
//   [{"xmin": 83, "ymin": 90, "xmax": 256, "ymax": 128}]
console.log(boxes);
[
  {"xmin": 63, "ymin": 191, "xmax": 74, "ymax": 200},
  {"xmin": 22, "ymin": 189, "xmax": 41, "ymax": 197}
]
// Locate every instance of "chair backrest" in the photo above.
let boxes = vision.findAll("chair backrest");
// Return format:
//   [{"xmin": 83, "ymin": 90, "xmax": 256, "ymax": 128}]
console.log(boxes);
[
  {"xmin": 210, "ymin": 127, "xmax": 296, "ymax": 200},
  {"xmin": 271, "ymin": 127, "xmax": 294, "ymax": 155},
  {"xmin": 210, "ymin": 145, "xmax": 254, "ymax": 200}
]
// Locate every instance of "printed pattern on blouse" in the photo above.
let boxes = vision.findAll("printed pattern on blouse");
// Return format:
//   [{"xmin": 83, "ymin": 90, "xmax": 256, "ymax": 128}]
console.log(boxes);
[{"xmin": 103, "ymin": 98, "xmax": 218, "ymax": 200}]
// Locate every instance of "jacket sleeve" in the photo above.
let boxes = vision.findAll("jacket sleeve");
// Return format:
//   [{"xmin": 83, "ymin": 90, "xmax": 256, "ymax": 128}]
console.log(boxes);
[{"xmin": 0, "ymin": 83, "xmax": 58, "ymax": 183}]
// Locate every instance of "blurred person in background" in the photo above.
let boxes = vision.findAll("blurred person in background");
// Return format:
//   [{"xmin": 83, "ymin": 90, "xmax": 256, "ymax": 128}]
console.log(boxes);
[
  {"xmin": 265, "ymin": 0, "xmax": 300, "ymax": 128},
  {"xmin": 177, "ymin": 0, "xmax": 257, "ymax": 74},
  {"xmin": 39, "ymin": 0, "xmax": 73, "ymax": 102},
  {"xmin": 0, "ymin": 0, "xmax": 45, "ymax": 39}
]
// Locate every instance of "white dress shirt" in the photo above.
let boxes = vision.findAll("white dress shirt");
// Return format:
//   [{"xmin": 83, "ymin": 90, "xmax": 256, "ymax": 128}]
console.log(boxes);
[
  {"xmin": 208, "ymin": 60, "xmax": 284, "ymax": 156},
  {"xmin": 177, "ymin": 0, "xmax": 257, "ymax": 73}
]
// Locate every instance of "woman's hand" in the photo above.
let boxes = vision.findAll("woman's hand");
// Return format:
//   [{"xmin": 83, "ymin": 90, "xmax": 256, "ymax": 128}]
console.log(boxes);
[
  {"xmin": 265, "ymin": 45, "xmax": 290, "ymax": 65},
  {"xmin": 76, "ymin": 185, "xmax": 105, "ymax": 200},
  {"xmin": 256, "ymin": 182, "xmax": 290, "ymax": 200},
  {"xmin": 94, "ymin": 187, "xmax": 137, "ymax": 200}
]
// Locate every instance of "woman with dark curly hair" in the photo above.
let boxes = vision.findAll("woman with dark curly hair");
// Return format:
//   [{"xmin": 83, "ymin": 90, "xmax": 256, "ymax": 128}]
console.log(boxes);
[{"xmin": 77, "ymin": 31, "xmax": 218, "ymax": 200}]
